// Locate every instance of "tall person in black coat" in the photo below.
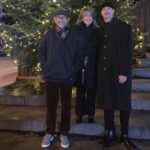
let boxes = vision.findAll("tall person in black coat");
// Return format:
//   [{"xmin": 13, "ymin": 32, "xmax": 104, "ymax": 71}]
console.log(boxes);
[
  {"xmin": 97, "ymin": 2, "xmax": 137, "ymax": 150},
  {"xmin": 75, "ymin": 7, "xmax": 99, "ymax": 123}
]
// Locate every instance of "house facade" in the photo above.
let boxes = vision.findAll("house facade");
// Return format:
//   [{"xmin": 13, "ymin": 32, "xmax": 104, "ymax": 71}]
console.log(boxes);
[{"xmin": 128, "ymin": 0, "xmax": 150, "ymax": 46}]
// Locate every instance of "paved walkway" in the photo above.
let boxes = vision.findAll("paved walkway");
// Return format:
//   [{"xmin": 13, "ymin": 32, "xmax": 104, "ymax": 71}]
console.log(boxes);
[
  {"xmin": 0, "ymin": 57, "xmax": 17, "ymax": 87},
  {"xmin": 0, "ymin": 131, "xmax": 149, "ymax": 150}
]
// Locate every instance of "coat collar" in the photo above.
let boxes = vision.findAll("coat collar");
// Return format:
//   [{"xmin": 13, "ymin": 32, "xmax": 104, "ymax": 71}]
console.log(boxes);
[
  {"xmin": 79, "ymin": 22, "xmax": 94, "ymax": 30},
  {"xmin": 102, "ymin": 17, "xmax": 118, "ymax": 28}
]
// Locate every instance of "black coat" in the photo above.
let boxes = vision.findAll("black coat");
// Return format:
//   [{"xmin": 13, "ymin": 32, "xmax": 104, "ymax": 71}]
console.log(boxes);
[
  {"xmin": 97, "ymin": 18, "xmax": 133, "ymax": 111},
  {"xmin": 75, "ymin": 23, "xmax": 99, "ymax": 89},
  {"xmin": 38, "ymin": 27, "xmax": 85, "ymax": 83}
]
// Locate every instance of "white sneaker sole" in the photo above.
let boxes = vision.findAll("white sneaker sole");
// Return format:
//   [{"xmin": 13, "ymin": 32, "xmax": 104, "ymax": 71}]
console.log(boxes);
[
  {"xmin": 61, "ymin": 144, "xmax": 70, "ymax": 148},
  {"xmin": 41, "ymin": 143, "xmax": 50, "ymax": 148}
]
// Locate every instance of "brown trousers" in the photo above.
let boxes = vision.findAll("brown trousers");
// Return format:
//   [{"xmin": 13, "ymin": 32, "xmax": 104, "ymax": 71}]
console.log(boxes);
[{"xmin": 45, "ymin": 81, "xmax": 72, "ymax": 135}]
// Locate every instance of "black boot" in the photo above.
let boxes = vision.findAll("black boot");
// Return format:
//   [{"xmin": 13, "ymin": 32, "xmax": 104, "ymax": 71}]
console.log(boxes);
[
  {"xmin": 99, "ymin": 130, "xmax": 117, "ymax": 148},
  {"xmin": 76, "ymin": 116, "xmax": 82, "ymax": 123},
  {"xmin": 120, "ymin": 134, "xmax": 139, "ymax": 150},
  {"xmin": 88, "ymin": 116, "xmax": 95, "ymax": 123}
]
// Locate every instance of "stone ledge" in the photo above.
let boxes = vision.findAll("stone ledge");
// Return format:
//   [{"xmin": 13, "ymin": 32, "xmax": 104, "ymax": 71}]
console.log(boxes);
[
  {"xmin": 0, "ymin": 93, "xmax": 150, "ymax": 110},
  {"xmin": 132, "ymin": 79, "xmax": 150, "ymax": 91},
  {"xmin": 0, "ymin": 106, "xmax": 149, "ymax": 139},
  {"xmin": 133, "ymin": 68, "xmax": 150, "ymax": 78},
  {"xmin": 136, "ymin": 58, "xmax": 150, "ymax": 68}
]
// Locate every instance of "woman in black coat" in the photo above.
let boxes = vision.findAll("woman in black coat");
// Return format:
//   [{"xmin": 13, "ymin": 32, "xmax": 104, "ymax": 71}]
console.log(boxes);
[{"xmin": 75, "ymin": 7, "xmax": 99, "ymax": 123}]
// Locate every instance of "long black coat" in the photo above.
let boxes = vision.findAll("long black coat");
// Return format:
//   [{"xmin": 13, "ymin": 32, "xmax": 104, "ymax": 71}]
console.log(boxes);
[
  {"xmin": 97, "ymin": 18, "xmax": 133, "ymax": 111},
  {"xmin": 75, "ymin": 23, "xmax": 99, "ymax": 89}
]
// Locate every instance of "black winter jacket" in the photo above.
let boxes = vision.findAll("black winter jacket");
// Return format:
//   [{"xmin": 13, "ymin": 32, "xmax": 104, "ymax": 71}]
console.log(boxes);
[{"xmin": 38, "ymin": 27, "xmax": 85, "ymax": 83}]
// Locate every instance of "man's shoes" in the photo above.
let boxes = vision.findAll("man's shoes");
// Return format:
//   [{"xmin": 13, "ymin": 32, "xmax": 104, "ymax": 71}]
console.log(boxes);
[
  {"xmin": 76, "ymin": 116, "xmax": 82, "ymax": 123},
  {"xmin": 60, "ymin": 134, "xmax": 71, "ymax": 148},
  {"xmin": 41, "ymin": 133, "xmax": 54, "ymax": 148},
  {"xmin": 88, "ymin": 116, "xmax": 95, "ymax": 123},
  {"xmin": 120, "ymin": 134, "xmax": 139, "ymax": 150},
  {"xmin": 99, "ymin": 130, "xmax": 117, "ymax": 148}
]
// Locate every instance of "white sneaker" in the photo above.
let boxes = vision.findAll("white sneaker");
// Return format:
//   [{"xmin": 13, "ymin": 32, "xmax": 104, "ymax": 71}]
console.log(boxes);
[
  {"xmin": 41, "ymin": 134, "xmax": 54, "ymax": 148},
  {"xmin": 60, "ymin": 135, "xmax": 71, "ymax": 148}
]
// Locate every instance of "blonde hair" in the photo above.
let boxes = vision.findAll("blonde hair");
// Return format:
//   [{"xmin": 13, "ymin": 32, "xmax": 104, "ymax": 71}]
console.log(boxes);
[{"xmin": 76, "ymin": 6, "xmax": 99, "ymax": 28}]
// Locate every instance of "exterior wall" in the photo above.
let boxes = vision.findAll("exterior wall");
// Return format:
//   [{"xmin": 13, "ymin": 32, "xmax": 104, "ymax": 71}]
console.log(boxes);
[{"xmin": 128, "ymin": 0, "xmax": 150, "ymax": 45}]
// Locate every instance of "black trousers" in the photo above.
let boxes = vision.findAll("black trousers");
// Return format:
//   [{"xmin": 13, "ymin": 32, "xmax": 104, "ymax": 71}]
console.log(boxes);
[
  {"xmin": 45, "ymin": 81, "xmax": 72, "ymax": 135},
  {"xmin": 76, "ymin": 84, "xmax": 96, "ymax": 117},
  {"xmin": 104, "ymin": 109, "xmax": 130, "ymax": 135}
]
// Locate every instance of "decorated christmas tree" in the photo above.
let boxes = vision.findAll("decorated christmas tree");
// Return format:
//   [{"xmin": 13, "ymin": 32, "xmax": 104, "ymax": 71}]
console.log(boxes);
[{"xmin": 0, "ymin": 0, "xmax": 145, "ymax": 76}]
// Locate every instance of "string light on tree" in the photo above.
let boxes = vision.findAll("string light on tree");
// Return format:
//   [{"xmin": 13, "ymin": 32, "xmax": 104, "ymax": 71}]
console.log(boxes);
[{"xmin": 0, "ymin": 0, "xmax": 146, "ymax": 76}]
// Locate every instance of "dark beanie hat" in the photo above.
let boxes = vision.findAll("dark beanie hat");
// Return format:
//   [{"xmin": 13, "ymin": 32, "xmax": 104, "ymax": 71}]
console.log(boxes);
[
  {"xmin": 100, "ymin": 1, "xmax": 115, "ymax": 11},
  {"xmin": 53, "ymin": 9, "xmax": 70, "ymax": 17}
]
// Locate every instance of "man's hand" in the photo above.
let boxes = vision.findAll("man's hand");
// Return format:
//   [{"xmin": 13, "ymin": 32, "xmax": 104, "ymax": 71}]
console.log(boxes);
[{"xmin": 118, "ymin": 75, "xmax": 127, "ymax": 84}]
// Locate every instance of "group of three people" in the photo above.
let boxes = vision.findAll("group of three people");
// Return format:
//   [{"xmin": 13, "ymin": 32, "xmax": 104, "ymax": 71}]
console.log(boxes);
[{"xmin": 39, "ymin": 2, "xmax": 136, "ymax": 150}]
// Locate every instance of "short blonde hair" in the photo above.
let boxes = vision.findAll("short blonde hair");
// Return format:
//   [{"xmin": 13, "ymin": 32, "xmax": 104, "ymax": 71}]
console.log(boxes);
[{"xmin": 76, "ymin": 6, "xmax": 99, "ymax": 28}]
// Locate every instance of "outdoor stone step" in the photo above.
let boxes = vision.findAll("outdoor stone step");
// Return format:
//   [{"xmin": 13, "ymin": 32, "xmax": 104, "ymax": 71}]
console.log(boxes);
[
  {"xmin": 70, "ymin": 110, "xmax": 150, "ymax": 140},
  {"xmin": 0, "ymin": 93, "xmax": 76, "ymax": 107},
  {"xmin": 0, "ymin": 88, "xmax": 150, "ymax": 110},
  {"xmin": 145, "ymin": 53, "xmax": 150, "ymax": 59},
  {"xmin": 133, "ymin": 68, "xmax": 150, "ymax": 78},
  {"xmin": 0, "ymin": 94, "xmax": 46, "ymax": 106},
  {"xmin": 0, "ymin": 106, "xmax": 149, "ymax": 140},
  {"xmin": 145, "ymin": 43, "xmax": 150, "ymax": 50},
  {"xmin": 132, "ymin": 92, "xmax": 150, "ymax": 110},
  {"xmin": 0, "ymin": 92, "xmax": 150, "ymax": 110},
  {"xmin": 132, "ymin": 79, "xmax": 150, "ymax": 91},
  {"xmin": 136, "ymin": 58, "xmax": 150, "ymax": 68}
]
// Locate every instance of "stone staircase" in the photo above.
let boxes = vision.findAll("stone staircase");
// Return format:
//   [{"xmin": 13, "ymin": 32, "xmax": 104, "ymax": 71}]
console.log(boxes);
[
  {"xmin": 0, "ymin": 51, "xmax": 150, "ymax": 139},
  {"xmin": 0, "ymin": 77, "xmax": 150, "ymax": 140}
]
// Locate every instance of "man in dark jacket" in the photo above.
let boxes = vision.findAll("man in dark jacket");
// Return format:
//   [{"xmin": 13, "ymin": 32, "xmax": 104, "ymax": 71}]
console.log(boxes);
[
  {"xmin": 97, "ymin": 2, "xmax": 137, "ymax": 149},
  {"xmin": 38, "ymin": 9, "xmax": 85, "ymax": 148}
]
